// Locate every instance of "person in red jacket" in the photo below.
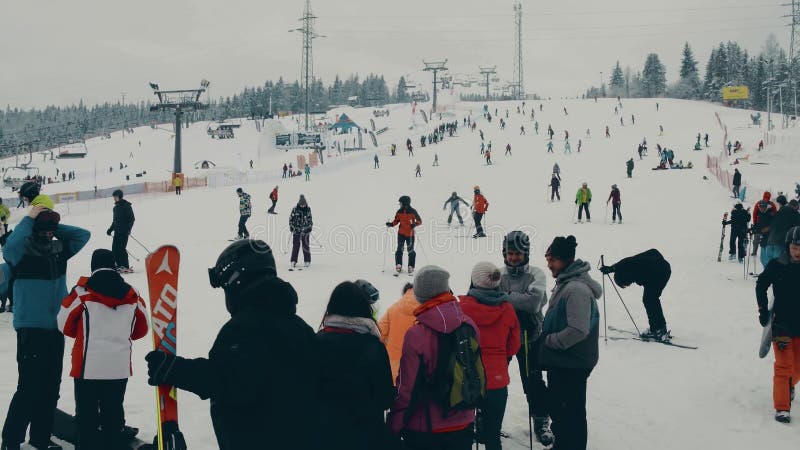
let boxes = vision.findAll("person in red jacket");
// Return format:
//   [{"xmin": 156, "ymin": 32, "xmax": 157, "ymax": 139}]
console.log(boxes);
[
  {"xmin": 386, "ymin": 195, "xmax": 422, "ymax": 275},
  {"xmin": 268, "ymin": 186, "xmax": 278, "ymax": 214},
  {"xmin": 472, "ymin": 186, "xmax": 489, "ymax": 238},
  {"xmin": 752, "ymin": 191, "xmax": 778, "ymax": 256},
  {"xmin": 460, "ymin": 262, "xmax": 520, "ymax": 450}
]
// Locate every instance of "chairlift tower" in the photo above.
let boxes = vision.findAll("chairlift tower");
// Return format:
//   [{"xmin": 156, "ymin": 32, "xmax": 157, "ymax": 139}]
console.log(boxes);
[
  {"xmin": 479, "ymin": 66, "xmax": 497, "ymax": 101},
  {"xmin": 149, "ymin": 81, "xmax": 209, "ymax": 174},
  {"xmin": 292, "ymin": 0, "xmax": 325, "ymax": 131},
  {"xmin": 423, "ymin": 60, "xmax": 448, "ymax": 113},
  {"xmin": 512, "ymin": 3, "xmax": 525, "ymax": 100}
]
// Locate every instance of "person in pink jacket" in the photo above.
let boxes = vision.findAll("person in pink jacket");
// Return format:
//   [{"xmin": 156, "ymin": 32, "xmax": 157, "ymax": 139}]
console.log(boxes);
[
  {"xmin": 388, "ymin": 265, "xmax": 477, "ymax": 449},
  {"xmin": 378, "ymin": 283, "xmax": 418, "ymax": 383}
]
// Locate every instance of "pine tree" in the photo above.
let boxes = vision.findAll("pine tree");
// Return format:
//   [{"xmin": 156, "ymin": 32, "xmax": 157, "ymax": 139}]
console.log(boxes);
[
  {"xmin": 680, "ymin": 42, "xmax": 699, "ymax": 80},
  {"xmin": 641, "ymin": 53, "xmax": 667, "ymax": 97},
  {"xmin": 396, "ymin": 76, "xmax": 410, "ymax": 103}
]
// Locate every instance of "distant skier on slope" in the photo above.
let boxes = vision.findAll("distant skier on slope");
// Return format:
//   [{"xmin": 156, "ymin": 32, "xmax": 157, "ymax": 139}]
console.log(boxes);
[
  {"xmin": 575, "ymin": 182, "xmax": 592, "ymax": 223},
  {"xmin": 549, "ymin": 174, "xmax": 561, "ymax": 202},
  {"xmin": 386, "ymin": 196, "xmax": 422, "ymax": 275},
  {"xmin": 472, "ymin": 186, "xmax": 489, "ymax": 238},
  {"xmin": 607, "ymin": 184, "xmax": 622, "ymax": 224},
  {"xmin": 443, "ymin": 192, "xmax": 470, "ymax": 226}
]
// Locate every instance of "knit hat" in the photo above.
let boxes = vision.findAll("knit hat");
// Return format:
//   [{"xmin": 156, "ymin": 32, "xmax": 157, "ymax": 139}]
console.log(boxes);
[
  {"xmin": 91, "ymin": 249, "xmax": 116, "ymax": 271},
  {"xmin": 112, "ymin": 189, "xmax": 123, "ymax": 199},
  {"xmin": 33, "ymin": 209, "xmax": 60, "ymax": 233},
  {"xmin": 298, "ymin": 194, "xmax": 307, "ymax": 206},
  {"xmin": 546, "ymin": 235, "xmax": 578, "ymax": 262},
  {"xmin": 412, "ymin": 265, "xmax": 450, "ymax": 303},
  {"xmin": 471, "ymin": 261, "xmax": 502, "ymax": 289},
  {"xmin": 236, "ymin": 187, "xmax": 243, "ymax": 194}
]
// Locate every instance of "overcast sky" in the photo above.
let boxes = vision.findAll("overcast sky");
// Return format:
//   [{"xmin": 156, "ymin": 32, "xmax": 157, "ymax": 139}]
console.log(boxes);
[{"xmin": 0, "ymin": 0, "xmax": 787, "ymax": 109}]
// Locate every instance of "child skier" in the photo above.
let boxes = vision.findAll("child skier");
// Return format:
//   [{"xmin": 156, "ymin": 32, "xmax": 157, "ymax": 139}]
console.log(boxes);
[{"xmin": 386, "ymin": 196, "xmax": 422, "ymax": 274}]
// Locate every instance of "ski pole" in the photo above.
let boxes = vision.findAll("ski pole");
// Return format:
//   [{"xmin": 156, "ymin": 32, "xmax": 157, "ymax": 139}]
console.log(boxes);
[
  {"xmin": 129, "ymin": 234, "xmax": 152, "ymax": 255},
  {"xmin": 127, "ymin": 250, "xmax": 140, "ymax": 262},
  {"xmin": 605, "ymin": 203, "xmax": 608, "ymax": 224},
  {"xmin": 606, "ymin": 274, "xmax": 642, "ymax": 336},
  {"xmin": 571, "ymin": 203, "xmax": 577, "ymax": 223},
  {"xmin": 600, "ymin": 256, "xmax": 608, "ymax": 343},
  {"xmin": 381, "ymin": 228, "xmax": 390, "ymax": 273},
  {"xmin": 528, "ymin": 416, "xmax": 534, "ymax": 450}
]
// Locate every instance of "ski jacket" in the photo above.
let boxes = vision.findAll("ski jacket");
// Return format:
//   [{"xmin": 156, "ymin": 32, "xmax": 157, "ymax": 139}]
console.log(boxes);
[
  {"xmin": 607, "ymin": 249, "xmax": 671, "ymax": 288},
  {"xmin": 752, "ymin": 197, "xmax": 777, "ymax": 225},
  {"xmin": 109, "ymin": 199, "xmax": 135, "ymax": 235},
  {"xmin": 388, "ymin": 293, "xmax": 477, "ymax": 434},
  {"xmin": 539, "ymin": 259, "xmax": 601, "ymax": 370},
  {"xmin": 473, "ymin": 193, "xmax": 489, "ymax": 214},
  {"xmin": 753, "ymin": 207, "xmax": 776, "ymax": 234},
  {"xmin": 238, "ymin": 193, "xmax": 252, "ymax": 216},
  {"xmin": 767, "ymin": 206, "xmax": 800, "ymax": 246},
  {"xmin": 724, "ymin": 205, "xmax": 750, "ymax": 233},
  {"xmin": 269, "ymin": 188, "xmax": 278, "ymax": 202},
  {"xmin": 443, "ymin": 195, "xmax": 469, "ymax": 212},
  {"xmin": 389, "ymin": 206, "xmax": 422, "ymax": 238},
  {"xmin": 4, "ymin": 217, "xmax": 90, "ymax": 330},
  {"xmin": 289, "ymin": 205, "xmax": 313, "ymax": 234},
  {"xmin": 501, "ymin": 264, "xmax": 547, "ymax": 346},
  {"xmin": 378, "ymin": 289, "xmax": 419, "ymax": 382},
  {"xmin": 30, "ymin": 194, "xmax": 55, "ymax": 209},
  {"xmin": 550, "ymin": 177, "xmax": 561, "ymax": 189},
  {"xmin": 0, "ymin": 204, "xmax": 10, "ymax": 223},
  {"xmin": 756, "ymin": 253, "xmax": 800, "ymax": 337},
  {"xmin": 459, "ymin": 289, "xmax": 520, "ymax": 390},
  {"xmin": 316, "ymin": 319, "xmax": 395, "ymax": 450},
  {"xmin": 607, "ymin": 188, "xmax": 621, "ymax": 205},
  {"xmin": 162, "ymin": 277, "xmax": 320, "ymax": 450},
  {"xmin": 575, "ymin": 188, "xmax": 592, "ymax": 204},
  {"xmin": 173, "ymin": 176, "xmax": 182, "ymax": 187},
  {"xmin": 732, "ymin": 170, "xmax": 742, "ymax": 186},
  {"xmin": 58, "ymin": 270, "xmax": 148, "ymax": 379}
]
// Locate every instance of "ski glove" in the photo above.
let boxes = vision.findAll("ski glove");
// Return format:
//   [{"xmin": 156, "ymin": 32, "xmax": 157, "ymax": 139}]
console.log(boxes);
[
  {"xmin": 599, "ymin": 265, "xmax": 614, "ymax": 275},
  {"xmin": 146, "ymin": 350, "xmax": 178, "ymax": 386},
  {"xmin": 385, "ymin": 222, "xmax": 393, "ymax": 227},
  {"xmin": 758, "ymin": 309, "xmax": 770, "ymax": 327},
  {"xmin": 106, "ymin": 228, "xmax": 113, "ymax": 236},
  {"xmin": 774, "ymin": 336, "xmax": 791, "ymax": 350}
]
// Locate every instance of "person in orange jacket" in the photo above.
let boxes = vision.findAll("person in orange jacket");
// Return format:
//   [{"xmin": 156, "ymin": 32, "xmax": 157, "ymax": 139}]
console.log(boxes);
[
  {"xmin": 386, "ymin": 196, "xmax": 422, "ymax": 275},
  {"xmin": 472, "ymin": 186, "xmax": 489, "ymax": 238},
  {"xmin": 377, "ymin": 282, "xmax": 417, "ymax": 382},
  {"xmin": 268, "ymin": 186, "xmax": 278, "ymax": 214}
]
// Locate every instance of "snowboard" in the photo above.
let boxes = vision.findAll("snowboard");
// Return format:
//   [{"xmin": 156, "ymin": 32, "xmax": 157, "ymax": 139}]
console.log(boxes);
[
  {"xmin": 759, "ymin": 309, "xmax": 774, "ymax": 359},
  {"xmin": 52, "ymin": 408, "xmax": 147, "ymax": 449},
  {"xmin": 145, "ymin": 245, "xmax": 187, "ymax": 450}
]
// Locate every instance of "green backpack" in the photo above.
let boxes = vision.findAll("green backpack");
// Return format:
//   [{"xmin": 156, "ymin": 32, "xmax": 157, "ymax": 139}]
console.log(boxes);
[{"xmin": 431, "ymin": 323, "xmax": 486, "ymax": 411}]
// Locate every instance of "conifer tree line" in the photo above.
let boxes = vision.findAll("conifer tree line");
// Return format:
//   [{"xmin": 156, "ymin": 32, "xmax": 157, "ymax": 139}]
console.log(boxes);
[
  {"xmin": 0, "ymin": 73, "xmax": 406, "ymax": 157},
  {"xmin": 585, "ymin": 34, "xmax": 792, "ymax": 114}
]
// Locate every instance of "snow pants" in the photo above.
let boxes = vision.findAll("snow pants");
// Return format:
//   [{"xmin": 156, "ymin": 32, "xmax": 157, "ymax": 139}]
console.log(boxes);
[
  {"xmin": 547, "ymin": 367, "xmax": 591, "ymax": 450},
  {"xmin": 447, "ymin": 208, "xmax": 463, "ymax": 225},
  {"xmin": 395, "ymin": 235, "xmax": 416, "ymax": 268},
  {"xmin": 473, "ymin": 212, "xmax": 485, "ymax": 235},
  {"xmin": 733, "ymin": 184, "xmax": 740, "ymax": 199},
  {"xmin": 577, "ymin": 203, "xmax": 590, "ymax": 221},
  {"xmin": 2, "ymin": 329, "xmax": 64, "ymax": 447},
  {"xmin": 268, "ymin": 199, "xmax": 277, "ymax": 214},
  {"xmin": 611, "ymin": 203, "xmax": 622, "ymax": 222},
  {"xmin": 751, "ymin": 233, "xmax": 761, "ymax": 256},
  {"xmin": 642, "ymin": 269, "xmax": 670, "ymax": 332},
  {"xmin": 627, "ymin": 168, "xmax": 633, "ymax": 178},
  {"xmin": 476, "ymin": 388, "xmax": 508, "ymax": 450},
  {"xmin": 773, "ymin": 337, "xmax": 800, "ymax": 411},
  {"xmin": 516, "ymin": 332, "xmax": 549, "ymax": 418},
  {"xmin": 112, "ymin": 231, "xmax": 130, "ymax": 269},
  {"xmin": 237, "ymin": 215, "xmax": 250, "ymax": 238},
  {"xmin": 74, "ymin": 378, "xmax": 128, "ymax": 450},
  {"xmin": 728, "ymin": 229, "xmax": 746, "ymax": 260},
  {"xmin": 401, "ymin": 425, "xmax": 473, "ymax": 450},
  {"xmin": 291, "ymin": 233, "xmax": 311, "ymax": 264},
  {"xmin": 551, "ymin": 186, "xmax": 560, "ymax": 201}
]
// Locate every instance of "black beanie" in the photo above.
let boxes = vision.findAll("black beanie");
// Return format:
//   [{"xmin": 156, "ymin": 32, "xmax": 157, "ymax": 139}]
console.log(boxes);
[
  {"xmin": 546, "ymin": 235, "xmax": 577, "ymax": 262},
  {"xmin": 113, "ymin": 189, "xmax": 123, "ymax": 199},
  {"xmin": 91, "ymin": 249, "xmax": 116, "ymax": 271},
  {"xmin": 33, "ymin": 209, "xmax": 60, "ymax": 233}
]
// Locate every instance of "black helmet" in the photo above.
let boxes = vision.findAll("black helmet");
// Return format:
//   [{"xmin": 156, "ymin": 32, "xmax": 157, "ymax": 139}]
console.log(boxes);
[
  {"xmin": 355, "ymin": 279, "xmax": 380, "ymax": 304},
  {"xmin": 503, "ymin": 231, "xmax": 530, "ymax": 266},
  {"xmin": 112, "ymin": 189, "xmax": 123, "ymax": 199},
  {"xmin": 208, "ymin": 239, "xmax": 276, "ymax": 293},
  {"xmin": 786, "ymin": 226, "xmax": 800, "ymax": 248},
  {"xmin": 398, "ymin": 195, "xmax": 411, "ymax": 206},
  {"xmin": 19, "ymin": 181, "xmax": 39, "ymax": 201}
]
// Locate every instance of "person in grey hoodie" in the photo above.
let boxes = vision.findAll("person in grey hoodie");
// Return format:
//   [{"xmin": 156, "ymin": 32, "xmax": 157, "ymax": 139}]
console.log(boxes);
[
  {"xmin": 541, "ymin": 235, "xmax": 601, "ymax": 450},
  {"xmin": 499, "ymin": 231, "xmax": 553, "ymax": 446}
]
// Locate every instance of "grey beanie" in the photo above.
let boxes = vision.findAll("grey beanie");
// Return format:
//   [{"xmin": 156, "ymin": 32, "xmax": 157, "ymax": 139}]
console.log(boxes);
[
  {"xmin": 471, "ymin": 261, "xmax": 502, "ymax": 289},
  {"xmin": 413, "ymin": 265, "xmax": 450, "ymax": 303}
]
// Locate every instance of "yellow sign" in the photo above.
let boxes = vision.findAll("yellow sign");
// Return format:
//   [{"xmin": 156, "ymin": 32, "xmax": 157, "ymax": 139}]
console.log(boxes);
[{"xmin": 722, "ymin": 86, "xmax": 749, "ymax": 100}]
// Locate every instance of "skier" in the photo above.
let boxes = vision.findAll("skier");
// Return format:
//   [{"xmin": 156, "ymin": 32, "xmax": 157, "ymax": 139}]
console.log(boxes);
[
  {"xmin": 546, "ymin": 140, "xmax": 554, "ymax": 153},
  {"xmin": 442, "ymin": 192, "xmax": 470, "ymax": 226},
  {"xmin": 564, "ymin": 130, "xmax": 569, "ymax": 141},
  {"xmin": 534, "ymin": 121, "xmax": 539, "ymax": 134},
  {"xmin": 620, "ymin": 116, "xmax": 624, "ymax": 126},
  {"xmin": 282, "ymin": 163, "xmax": 288, "ymax": 178},
  {"xmin": 723, "ymin": 201, "xmax": 750, "ymax": 262},
  {"xmin": 57, "ymin": 249, "xmax": 148, "ymax": 450},
  {"xmin": 547, "ymin": 125, "xmax": 554, "ymax": 140},
  {"xmin": 415, "ymin": 164, "xmax": 422, "ymax": 178},
  {"xmin": 520, "ymin": 125, "xmax": 526, "ymax": 135},
  {"xmin": 600, "ymin": 249, "xmax": 672, "ymax": 340},
  {"xmin": 552, "ymin": 163, "xmax": 561, "ymax": 181},
  {"xmin": 607, "ymin": 184, "xmax": 622, "ymax": 224},
  {"xmin": 586, "ymin": 128, "xmax": 591, "ymax": 138},
  {"xmin": 145, "ymin": 239, "xmax": 319, "ymax": 450},
  {"xmin": 732, "ymin": 168, "xmax": 742, "ymax": 199},
  {"xmin": 472, "ymin": 186, "xmax": 489, "ymax": 238},
  {"xmin": 564, "ymin": 140, "xmax": 571, "ymax": 154},
  {"xmin": 172, "ymin": 174, "xmax": 183, "ymax": 195},
  {"xmin": 268, "ymin": 186, "xmax": 278, "ymax": 214},
  {"xmin": 549, "ymin": 174, "xmax": 561, "ymax": 202},
  {"xmin": 500, "ymin": 231, "xmax": 554, "ymax": 446},
  {"xmin": 289, "ymin": 195, "xmax": 313, "ymax": 269},
  {"xmin": 377, "ymin": 283, "xmax": 417, "ymax": 382},
  {"xmin": 249, "ymin": 159, "xmax": 253, "ymax": 169},
  {"xmin": 505, "ymin": 143, "xmax": 512, "ymax": 156},
  {"xmin": 386, "ymin": 196, "xmax": 422, "ymax": 275},
  {"xmin": 106, "ymin": 189, "xmax": 135, "ymax": 273},
  {"xmin": 575, "ymin": 182, "xmax": 592, "ymax": 223},
  {"xmin": 304, "ymin": 163, "xmax": 311, "ymax": 181},
  {"xmin": 236, "ymin": 188, "xmax": 251, "ymax": 239},
  {"xmin": 631, "ymin": 114, "xmax": 635, "ymax": 125},
  {"xmin": 704, "ymin": 133, "xmax": 709, "ymax": 147},
  {"xmin": 605, "ymin": 126, "xmax": 611, "ymax": 138},
  {"xmin": 659, "ymin": 125, "xmax": 664, "ymax": 136},
  {"xmin": 755, "ymin": 226, "xmax": 800, "ymax": 423},
  {"xmin": 752, "ymin": 193, "xmax": 778, "ymax": 259},
  {"xmin": 460, "ymin": 261, "xmax": 521, "ymax": 450},
  {"xmin": 1, "ymin": 207, "xmax": 90, "ymax": 450},
  {"xmin": 563, "ymin": 107, "xmax": 568, "ymax": 115},
  {"xmin": 433, "ymin": 154, "xmax": 439, "ymax": 166},
  {"xmin": 541, "ymin": 235, "xmax": 601, "ymax": 450},
  {"xmin": 374, "ymin": 154, "xmax": 380, "ymax": 169},
  {"xmin": 577, "ymin": 139, "xmax": 582, "ymax": 153},
  {"xmin": 480, "ymin": 142, "xmax": 485, "ymax": 154},
  {"xmin": 485, "ymin": 149, "xmax": 492, "ymax": 165}
]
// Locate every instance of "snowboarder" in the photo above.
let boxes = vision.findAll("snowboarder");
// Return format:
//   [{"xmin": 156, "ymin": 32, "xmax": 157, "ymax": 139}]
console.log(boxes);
[
  {"xmin": 575, "ymin": 182, "xmax": 592, "ymax": 223},
  {"xmin": 607, "ymin": 184, "xmax": 622, "ymax": 224},
  {"xmin": 289, "ymin": 195, "xmax": 313, "ymax": 269},
  {"xmin": 385, "ymin": 195, "xmax": 422, "ymax": 274},
  {"xmin": 442, "ymin": 192, "xmax": 469, "ymax": 226},
  {"xmin": 723, "ymin": 201, "xmax": 750, "ymax": 262},
  {"xmin": 106, "ymin": 189, "xmax": 135, "ymax": 273},
  {"xmin": 268, "ymin": 186, "xmax": 278, "ymax": 214},
  {"xmin": 236, "ymin": 187, "xmax": 251, "ymax": 239},
  {"xmin": 755, "ymin": 226, "xmax": 800, "ymax": 423},
  {"xmin": 472, "ymin": 186, "xmax": 489, "ymax": 238},
  {"xmin": 415, "ymin": 164, "xmax": 422, "ymax": 178},
  {"xmin": 600, "ymin": 249, "xmax": 672, "ymax": 341},
  {"xmin": 732, "ymin": 168, "xmax": 742, "ymax": 199}
]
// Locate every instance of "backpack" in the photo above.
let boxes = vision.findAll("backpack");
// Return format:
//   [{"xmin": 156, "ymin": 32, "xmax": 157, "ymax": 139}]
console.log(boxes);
[{"xmin": 431, "ymin": 323, "xmax": 486, "ymax": 411}]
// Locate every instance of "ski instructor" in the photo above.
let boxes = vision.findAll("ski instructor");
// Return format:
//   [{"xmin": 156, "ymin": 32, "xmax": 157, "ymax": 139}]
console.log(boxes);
[{"xmin": 144, "ymin": 239, "xmax": 319, "ymax": 450}]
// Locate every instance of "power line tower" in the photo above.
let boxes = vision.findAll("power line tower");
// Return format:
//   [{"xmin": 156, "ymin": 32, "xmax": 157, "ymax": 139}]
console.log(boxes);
[
  {"xmin": 479, "ymin": 66, "xmax": 497, "ymax": 101},
  {"xmin": 149, "ymin": 81, "xmax": 209, "ymax": 174},
  {"xmin": 512, "ymin": 2, "xmax": 525, "ymax": 100},
  {"xmin": 292, "ymin": 0, "xmax": 324, "ymax": 131},
  {"xmin": 423, "ymin": 60, "xmax": 448, "ymax": 113}
]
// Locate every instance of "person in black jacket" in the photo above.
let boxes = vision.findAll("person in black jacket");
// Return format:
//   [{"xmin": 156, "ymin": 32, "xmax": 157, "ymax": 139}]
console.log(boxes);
[
  {"xmin": 600, "ymin": 249, "xmax": 672, "ymax": 341},
  {"xmin": 732, "ymin": 168, "xmax": 742, "ymax": 198},
  {"xmin": 765, "ymin": 197, "xmax": 800, "ymax": 265},
  {"xmin": 144, "ymin": 240, "xmax": 319, "ymax": 450},
  {"xmin": 549, "ymin": 174, "xmax": 561, "ymax": 201},
  {"xmin": 723, "ymin": 201, "xmax": 750, "ymax": 262},
  {"xmin": 106, "ymin": 190, "xmax": 135, "ymax": 272},
  {"xmin": 317, "ymin": 280, "xmax": 396, "ymax": 450}
]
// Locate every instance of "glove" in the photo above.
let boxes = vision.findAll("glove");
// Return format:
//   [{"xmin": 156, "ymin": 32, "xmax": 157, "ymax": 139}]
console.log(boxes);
[
  {"xmin": 145, "ymin": 351, "xmax": 177, "ymax": 386},
  {"xmin": 774, "ymin": 336, "xmax": 791, "ymax": 350},
  {"xmin": 385, "ymin": 222, "xmax": 392, "ymax": 227},
  {"xmin": 411, "ymin": 223, "xmax": 417, "ymax": 229},
  {"xmin": 574, "ymin": 200, "xmax": 578, "ymax": 204},
  {"xmin": 599, "ymin": 265, "xmax": 614, "ymax": 275},
  {"xmin": 106, "ymin": 228, "xmax": 113, "ymax": 236},
  {"xmin": 758, "ymin": 309, "xmax": 770, "ymax": 327}
]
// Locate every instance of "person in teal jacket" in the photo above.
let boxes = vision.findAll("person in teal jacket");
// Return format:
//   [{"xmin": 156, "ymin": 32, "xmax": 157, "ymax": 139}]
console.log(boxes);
[{"xmin": 1, "ymin": 205, "xmax": 90, "ymax": 450}]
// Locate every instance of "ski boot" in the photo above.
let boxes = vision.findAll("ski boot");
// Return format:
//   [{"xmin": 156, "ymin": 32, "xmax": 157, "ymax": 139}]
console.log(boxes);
[
  {"xmin": 291, "ymin": 262, "xmax": 297, "ymax": 270},
  {"xmin": 728, "ymin": 254, "xmax": 736, "ymax": 261},
  {"xmin": 395, "ymin": 265, "xmax": 402, "ymax": 274},
  {"xmin": 407, "ymin": 266, "xmax": 414, "ymax": 275},
  {"xmin": 775, "ymin": 410, "xmax": 791, "ymax": 423},
  {"xmin": 640, "ymin": 328, "xmax": 671, "ymax": 342},
  {"xmin": 533, "ymin": 416, "xmax": 555, "ymax": 446},
  {"xmin": 29, "ymin": 438, "xmax": 62, "ymax": 450},
  {"xmin": 304, "ymin": 261, "xmax": 310, "ymax": 269}
]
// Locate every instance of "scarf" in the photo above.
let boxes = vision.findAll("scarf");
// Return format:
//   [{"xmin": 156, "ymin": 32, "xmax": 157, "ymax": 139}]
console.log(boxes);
[{"xmin": 322, "ymin": 314, "xmax": 381, "ymax": 339}]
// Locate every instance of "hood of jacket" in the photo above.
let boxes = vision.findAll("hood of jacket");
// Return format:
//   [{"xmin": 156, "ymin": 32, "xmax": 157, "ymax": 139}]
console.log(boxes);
[
  {"xmin": 227, "ymin": 276, "xmax": 299, "ymax": 317},
  {"xmin": 414, "ymin": 292, "xmax": 468, "ymax": 334},
  {"xmin": 85, "ymin": 268, "xmax": 133, "ymax": 300},
  {"xmin": 555, "ymin": 259, "xmax": 602, "ymax": 300}
]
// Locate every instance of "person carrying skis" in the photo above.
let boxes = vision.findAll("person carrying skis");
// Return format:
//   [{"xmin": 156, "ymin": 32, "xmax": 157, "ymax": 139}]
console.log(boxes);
[
  {"xmin": 268, "ymin": 186, "xmax": 278, "ymax": 214},
  {"xmin": 549, "ymin": 174, "xmax": 561, "ymax": 202},
  {"xmin": 575, "ymin": 182, "xmax": 592, "ymax": 223},
  {"xmin": 723, "ymin": 201, "xmax": 750, "ymax": 262},
  {"xmin": 500, "ymin": 231, "xmax": 554, "ymax": 446},
  {"xmin": 57, "ymin": 249, "xmax": 148, "ymax": 450},
  {"xmin": 386, "ymin": 196, "xmax": 422, "ymax": 275},
  {"xmin": 755, "ymin": 226, "xmax": 800, "ymax": 423},
  {"xmin": 626, "ymin": 158, "xmax": 634, "ymax": 178},
  {"xmin": 145, "ymin": 240, "xmax": 319, "ymax": 450},
  {"xmin": 607, "ymin": 184, "xmax": 622, "ymax": 224},
  {"xmin": 460, "ymin": 262, "xmax": 520, "ymax": 450},
  {"xmin": 289, "ymin": 195, "xmax": 313, "ymax": 269},
  {"xmin": 732, "ymin": 168, "xmax": 742, "ymax": 199},
  {"xmin": 236, "ymin": 188, "xmax": 251, "ymax": 239},
  {"xmin": 472, "ymin": 186, "xmax": 489, "ymax": 238},
  {"xmin": 443, "ymin": 192, "xmax": 469, "ymax": 226},
  {"xmin": 600, "ymin": 249, "xmax": 672, "ymax": 341},
  {"xmin": 106, "ymin": 189, "xmax": 135, "ymax": 273}
]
